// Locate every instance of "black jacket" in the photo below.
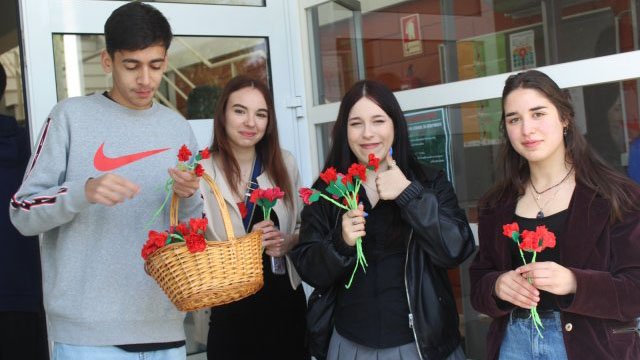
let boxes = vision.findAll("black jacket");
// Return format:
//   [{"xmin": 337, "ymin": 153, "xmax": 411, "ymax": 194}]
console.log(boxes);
[
  {"xmin": 291, "ymin": 165, "xmax": 475, "ymax": 359},
  {"xmin": 0, "ymin": 114, "xmax": 43, "ymax": 312}
]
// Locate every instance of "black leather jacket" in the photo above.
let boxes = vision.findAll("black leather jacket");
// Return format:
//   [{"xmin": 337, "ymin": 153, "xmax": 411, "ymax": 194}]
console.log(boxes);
[{"xmin": 291, "ymin": 165, "xmax": 475, "ymax": 359}]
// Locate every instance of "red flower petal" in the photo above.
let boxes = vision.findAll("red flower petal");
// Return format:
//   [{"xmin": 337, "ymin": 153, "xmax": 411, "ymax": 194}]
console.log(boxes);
[{"xmin": 177, "ymin": 145, "xmax": 192, "ymax": 162}]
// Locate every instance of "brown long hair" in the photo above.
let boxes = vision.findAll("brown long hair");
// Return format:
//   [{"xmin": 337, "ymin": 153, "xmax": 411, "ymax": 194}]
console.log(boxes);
[
  {"xmin": 480, "ymin": 70, "xmax": 639, "ymax": 222},
  {"xmin": 210, "ymin": 75, "xmax": 293, "ymax": 208}
]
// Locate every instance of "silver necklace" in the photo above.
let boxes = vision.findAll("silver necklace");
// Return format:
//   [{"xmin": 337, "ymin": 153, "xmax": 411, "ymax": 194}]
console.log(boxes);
[
  {"xmin": 530, "ymin": 167, "xmax": 574, "ymax": 200},
  {"xmin": 530, "ymin": 182, "xmax": 564, "ymax": 219}
]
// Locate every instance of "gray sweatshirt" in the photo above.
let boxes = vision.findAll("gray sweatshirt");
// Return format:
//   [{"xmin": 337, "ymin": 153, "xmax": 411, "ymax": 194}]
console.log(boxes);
[{"xmin": 10, "ymin": 93, "xmax": 202, "ymax": 345}]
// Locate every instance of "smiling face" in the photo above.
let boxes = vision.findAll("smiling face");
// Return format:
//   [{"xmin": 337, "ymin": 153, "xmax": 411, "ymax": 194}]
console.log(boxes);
[
  {"xmin": 346, "ymin": 97, "xmax": 395, "ymax": 166},
  {"xmin": 504, "ymin": 87, "xmax": 567, "ymax": 165},
  {"xmin": 223, "ymin": 86, "xmax": 269, "ymax": 152},
  {"xmin": 101, "ymin": 44, "xmax": 167, "ymax": 110}
]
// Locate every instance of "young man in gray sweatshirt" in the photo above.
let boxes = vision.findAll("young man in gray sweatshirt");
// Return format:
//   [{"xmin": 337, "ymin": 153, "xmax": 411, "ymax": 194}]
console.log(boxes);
[{"xmin": 10, "ymin": 3, "xmax": 201, "ymax": 359}]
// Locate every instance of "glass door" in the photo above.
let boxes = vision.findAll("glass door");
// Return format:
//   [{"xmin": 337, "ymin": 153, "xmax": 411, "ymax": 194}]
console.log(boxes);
[{"xmin": 17, "ymin": 0, "xmax": 310, "ymax": 356}]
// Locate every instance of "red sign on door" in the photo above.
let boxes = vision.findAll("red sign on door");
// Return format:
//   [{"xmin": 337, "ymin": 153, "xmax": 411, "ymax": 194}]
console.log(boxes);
[{"xmin": 400, "ymin": 14, "xmax": 423, "ymax": 57}]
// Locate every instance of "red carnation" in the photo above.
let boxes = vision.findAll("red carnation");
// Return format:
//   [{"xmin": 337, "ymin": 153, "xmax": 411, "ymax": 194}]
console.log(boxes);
[
  {"xmin": 141, "ymin": 230, "xmax": 168, "ymax": 259},
  {"xmin": 299, "ymin": 188, "xmax": 318, "ymax": 205},
  {"xmin": 367, "ymin": 153, "xmax": 380, "ymax": 171},
  {"xmin": 194, "ymin": 163, "xmax": 205, "ymax": 177},
  {"xmin": 519, "ymin": 227, "xmax": 556, "ymax": 253},
  {"xmin": 341, "ymin": 173, "xmax": 354, "ymax": 187},
  {"xmin": 348, "ymin": 163, "xmax": 367, "ymax": 182},
  {"xmin": 148, "ymin": 230, "xmax": 168, "ymax": 247},
  {"xmin": 178, "ymin": 145, "xmax": 192, "ymax": 162},
  {"xmin": 249, "ymin": 188, "xmax": 263, "ymax": 204},
  {"xmin": 185, "ymin": 232, "xmax": 206, "ymax": 253},
  {"xmin": 536, "ymin": 225, "xmax": 556, "ymax": 249},
  {"xmin": 320, "ymin": 167, "xmax": 338, "ymax": 184},
  {"xmin": 189, "ymin": 218, "xmax": 208, "ymax": 234},
  {"xmin": 141, "ymin": 242, "xmax": 157, "ymax": 260},
  {"xmin": 198, "ymin": 147, "xmax": 210, "ymax": 160},
  {"xmin": 265, "ymin": 187, "xmax": 285, "ymax": 202},
  {"xmin": 502, "ymin": 222, "xmax": 520, "ymax": 238},
  {"xmin": 171, "ymin": 223, "xmax": 190, "ymax": 236}
]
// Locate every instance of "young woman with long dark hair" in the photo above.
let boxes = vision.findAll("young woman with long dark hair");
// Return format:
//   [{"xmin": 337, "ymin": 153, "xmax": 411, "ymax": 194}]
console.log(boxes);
[
  {"xmin": 291, "ymin": 80, "xmax": 475, "ymax": 360},
  {"xmin": 199, "ymin": 75, "xmax": 308, "ymax": 359},
  {"xmin": 470, "ymin": 70, "xmax": 640, "ymax": 359}
]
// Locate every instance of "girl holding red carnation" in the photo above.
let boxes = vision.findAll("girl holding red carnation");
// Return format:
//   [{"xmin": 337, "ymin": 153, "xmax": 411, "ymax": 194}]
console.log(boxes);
[
  {"xmin": 196, "ymin": 76, "xmax": 308, "ymax": 359},
  {"xmin": 290, "ymin": 80, "xmax": 475, "ymax": 360},
  {"xmin": 470, "ymin": 70, "xmax": 640, "ymax": 359}
]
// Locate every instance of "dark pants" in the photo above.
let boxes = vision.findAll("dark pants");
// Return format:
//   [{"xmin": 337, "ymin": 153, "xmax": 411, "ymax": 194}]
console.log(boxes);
[
  {"xmin": 207, "ymin": 255, "xmax": 309, "ymax": 360},
  {"xmin": 0, "ymin": 310, "xmax": 49, "ymax": 360}
]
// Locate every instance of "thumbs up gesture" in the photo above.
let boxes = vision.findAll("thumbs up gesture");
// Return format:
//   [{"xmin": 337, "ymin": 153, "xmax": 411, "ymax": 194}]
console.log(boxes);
[{"xmin": 375, "ymin": 149, "xmax": 411, "ymax": 200}]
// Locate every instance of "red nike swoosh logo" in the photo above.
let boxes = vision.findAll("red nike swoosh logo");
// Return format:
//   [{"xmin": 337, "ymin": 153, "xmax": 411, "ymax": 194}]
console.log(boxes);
[{"xmin": 94, "ymin": 142, "xmax": 170, "ymax": 171}]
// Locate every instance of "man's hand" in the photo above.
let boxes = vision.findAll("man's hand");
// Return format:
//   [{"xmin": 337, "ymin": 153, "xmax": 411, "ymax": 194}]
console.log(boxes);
[
  {"xmin": 85, "ymin": 173, "xmax": 140, "ymax": 206},
  {"xmin": 169, "ymin": 167, "xmax": 199, "ymax": 198}
]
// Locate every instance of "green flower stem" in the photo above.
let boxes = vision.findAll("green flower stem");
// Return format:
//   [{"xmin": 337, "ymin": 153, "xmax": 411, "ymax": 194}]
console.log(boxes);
[
  {"xmin": 167, "ymin": 233, "xmax": 184, "ymax": 245},
  {"xmin": 345, "ymin": 237, "xmax": 367, "ymax": 289},
  {"xmin": 529, "ymin": 251, "xmax": 544, "ymax": 338},
  {"xmin": 518, "ymin": 248, "xmax": 527, "ymax": 267},
  {"xmin": 144, "ymin": 178, "xmax": 174, "ymax": 231},
  {"xmin": 144, "ymin": 159, "xmax": 198, "ymax": 232},
  {"xmin": 513, "ymin": 234, "xmax": 544, "ymax": 338},
  {"xmin": 317, "ymin": 193, "xmax": 350, "ymax": 211},
  {"xmin": 343, "ymin": 178, "xmax": 368, "ymax": 289}
]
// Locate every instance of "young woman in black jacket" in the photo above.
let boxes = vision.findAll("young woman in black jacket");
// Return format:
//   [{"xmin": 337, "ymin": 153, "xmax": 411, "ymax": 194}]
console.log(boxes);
[{"xmin": 290, "ymin": 80, "xmax": 475, "ymax": 360}]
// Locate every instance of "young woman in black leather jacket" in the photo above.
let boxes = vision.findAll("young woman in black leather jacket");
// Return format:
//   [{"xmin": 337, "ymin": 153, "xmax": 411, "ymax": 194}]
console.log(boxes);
[{"xmin": 290, "ymin": 80, "xmax": 475, "ymax": 360}]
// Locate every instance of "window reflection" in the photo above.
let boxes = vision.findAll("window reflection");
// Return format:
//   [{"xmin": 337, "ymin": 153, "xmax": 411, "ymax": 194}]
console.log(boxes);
[
  {"xmin": 96, "ymin": 0, "xmax": 264, "ymax": 6},
  {"xmin": 308, "ymin": 0, "xmax": 637, "ymax": 104},
  {"xmin": 52, "ymin": 35, "xmax": 269, "ymax": 119}
]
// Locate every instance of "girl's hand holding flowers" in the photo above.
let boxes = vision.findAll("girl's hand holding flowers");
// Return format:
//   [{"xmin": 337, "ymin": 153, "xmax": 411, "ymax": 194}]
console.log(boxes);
[
  {"xmin": 375, "ymin": 152, "xmax": 411, "ymax": 200},
  {"xmin": 342, "ymin": 203, "xmax": 366, "ymax": 247},
  {"xmin": 253, "ymin": 220, "xmax": 284, "ymax": 256},
  {"xmin": 252, "ymin": 220, "xmax": 298, "ymax": 257},
  {"xmin": 495, "ymin": 270, "xmax": 540, "ymax": 309},
  {"xmin": 516, "ymin": 262, "xmax": 577, "ymax": 295}
]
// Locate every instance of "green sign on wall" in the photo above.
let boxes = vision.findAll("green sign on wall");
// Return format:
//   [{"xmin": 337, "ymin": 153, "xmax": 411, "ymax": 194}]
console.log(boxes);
[{"xmin": 405, "ymin": 108, "xmax": 453, "ymax": 180}]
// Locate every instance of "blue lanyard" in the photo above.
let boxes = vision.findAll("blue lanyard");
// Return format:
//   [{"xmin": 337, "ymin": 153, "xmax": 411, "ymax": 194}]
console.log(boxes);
[{"xmin": 242, "ymin": 155, "xmax": 262, "ymax": 232}]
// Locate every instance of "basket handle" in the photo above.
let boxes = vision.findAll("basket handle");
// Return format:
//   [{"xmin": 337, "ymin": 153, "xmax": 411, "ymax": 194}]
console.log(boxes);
[{"xmin": 170, "ymin": 172, "xmax": 235, "ymax": 241}]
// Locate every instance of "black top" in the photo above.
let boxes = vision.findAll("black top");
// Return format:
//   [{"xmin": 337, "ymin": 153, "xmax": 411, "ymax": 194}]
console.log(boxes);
[
  {"xmin": 510, "ymin": 209, "xmax": 568, "ymax": 311},
  {"xmin": 334, "ymin": 191, "xmax": 415, "ymax": 349}
]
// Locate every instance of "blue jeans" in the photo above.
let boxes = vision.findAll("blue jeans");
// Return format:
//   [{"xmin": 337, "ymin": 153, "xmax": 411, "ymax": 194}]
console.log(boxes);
[
  {"xmin": 499, "ymin": 311, "xmax": 568, "ymax": 360},
  {"xmin": 53, "ymin": 343, "xmax": 186, "ymax": 360}
]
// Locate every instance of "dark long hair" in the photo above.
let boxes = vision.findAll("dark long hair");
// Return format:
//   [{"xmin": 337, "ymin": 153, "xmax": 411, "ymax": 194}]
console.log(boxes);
[
  {"xmin": 210, "ymin": 75, "xmax": 293, "ymax": 208},
  {"xmin": 322, "ymin": 79, "xmax": 425, "ymax": 181},
  {"xmin": 481, "ymin": 70, "xmax": 639, "ymax": 222}
]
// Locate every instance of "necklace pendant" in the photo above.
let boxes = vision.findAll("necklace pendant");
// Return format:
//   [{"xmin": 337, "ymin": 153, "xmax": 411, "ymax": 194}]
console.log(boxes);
[
  {"xmin": 536, "ymin": 210, "xmax": 544, "ymax": 219},
  {"xmin": 536, "ymin": 194, "xmax": 540, "ymax": 200}
]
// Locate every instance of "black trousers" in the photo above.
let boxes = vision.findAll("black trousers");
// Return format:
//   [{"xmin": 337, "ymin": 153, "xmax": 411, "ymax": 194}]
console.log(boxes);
[
  {"xmin": 207, "ymin": 255, "xmax": 309, "ymax": 360},
  {"xmin": 0, "ymin": 310, "xmax": 49, "ymax": 360}
]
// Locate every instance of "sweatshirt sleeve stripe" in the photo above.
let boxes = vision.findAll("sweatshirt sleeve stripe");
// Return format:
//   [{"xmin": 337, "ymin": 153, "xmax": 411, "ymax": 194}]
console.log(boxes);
[
  {"xmin": 25, "ymin": 117, "xmax": 53, "ymax": 179},
  {"xmin": 11, "ymin": 187, "xmax": 68, "ymax": 211}
]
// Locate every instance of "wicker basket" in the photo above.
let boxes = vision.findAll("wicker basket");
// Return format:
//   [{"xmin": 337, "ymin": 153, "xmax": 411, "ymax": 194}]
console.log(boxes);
[{"xmin": 145, "ymin": 172, "xmax": 264, "ymax": 311}]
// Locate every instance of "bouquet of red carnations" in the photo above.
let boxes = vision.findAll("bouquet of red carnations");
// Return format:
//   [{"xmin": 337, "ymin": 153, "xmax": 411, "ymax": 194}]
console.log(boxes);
[
  {"xmin": 503, "ymin": 222, "xmax": 557, "ymax": 338},
  {"xmin": 250, "ymin": 186, "xmax": 287, "ymax": 275},
  {"xmin": 299, "ymin": 153, "xmax": 380, "ymax": 288},
  {"xmin": 141, "ymin": 218, "xmax": 208, "ymax": 259}
]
